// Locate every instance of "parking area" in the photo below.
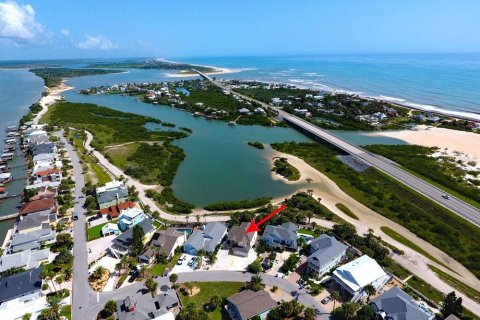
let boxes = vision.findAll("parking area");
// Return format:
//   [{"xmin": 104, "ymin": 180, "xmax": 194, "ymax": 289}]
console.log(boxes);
[
  {"xmin": 208, "ymin": 249, "xmax": 257, "ymax": 271},
  {"xmin": 265, "ymin": 251, "xmax": 292, "ymax": 276},
  {"xmin": 87, "ymin": 234, "xmax": 116, "ymax": 263},
  {"xmin": 170, "ymin": 253, "xmax": 198, "ymax": 274}
]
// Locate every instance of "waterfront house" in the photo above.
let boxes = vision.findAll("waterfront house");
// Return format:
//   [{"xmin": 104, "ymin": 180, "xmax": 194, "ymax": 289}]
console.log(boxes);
[
  {"xmin": 10, "ymin": 226, "xmax": 56, "ymax": 253},
  {"xmin": 139, "ymin": 228, "xmax": 186, "ymax": 264},
  {"xmin": 371, "ymin": 286, "xmax": 435, "ymax": 320},
  {"xmin": 183, "ymin": 222, "xmax": 227, "ymax": 255},
  {"xmin": 225, "ymin": 290, "xmax": 276, "ymax": 320},
  {"xmin": 32, "ymin": 168, "xmax": 62, "ymax": 187},
  {"xmin": 262, "ymin": 222, "xmax": 298, "ymax": 250},
  {"xmin": 29, "ymin": 186, "xmax": 57, "ymax": 201},
  {"xmin": 306, "ymin": 234, "xmax": 347, "ymax": 276},
  {"xmin": 110, "ymin": 219, "xmax": 155, "ymax": 258},
  {"xmin": 238, "ymin": 108, "xmax": 251, "ymax": 115},
  {"xmin": 101, "ymin": 223, "xmax": 120, "ymax": 237},
  {"xmin": 226, "ymin": 222, "xmax": 257, "ymax": 257},
  {"xmin": 0, "ymin": 266, "xmax": 43, "ymax": 306},
  {"xmin": 117, "ymin": 207, "xmax": 147, "ymax": 231},
  {"xmin": 26, "ymin": 133, "xmax": 49, "ymax": 146},
  {"xmin": 19, "ymin": 198, "xmax": 57, "ymax": 217},
  {"xmin": 100, "ymin": 201, "xmax": 138, "ymax": 219},
  {"xmin": 96, "ymin": 180, "xmax": 127, "ymax": 195},
  {"xmin": 16, "ymin": 211, "xmax": 56, "ymax": 234},
  {"xmin": 32, "ymin": 153, "xmax": 55, "ymax": 165},
  {"xmin": 0, "ymin": 249, "xmax": 51, "ymax": 273},
  {"xmin": 30, "ymin": 143, "xmax": 57, "ymax": 157},
  {"xmin": 333, "ymin": 255, "xmax": 391, "ymax": 302},
  {"xmin": 97, "ymin": 188, "xmax": 129, "ymax": 210}
]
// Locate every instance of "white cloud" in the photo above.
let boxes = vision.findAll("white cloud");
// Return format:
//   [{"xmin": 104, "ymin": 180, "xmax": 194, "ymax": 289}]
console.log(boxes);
[
  {"xmin": 0, "ymin": 0, "xmax": 45, "ymax": 43},
  {"xmin": 60, "ymin": 29, "xmax": 70, "ymax": 36},
  {"xmin": 75, "ymin": 34, "xmax": 119, "ymax": 50}
]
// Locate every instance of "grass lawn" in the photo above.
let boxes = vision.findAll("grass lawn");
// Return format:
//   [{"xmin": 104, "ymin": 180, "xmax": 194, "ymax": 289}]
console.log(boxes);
[
  {"xmin": 149, "ymin": 253, "xmax": 182, "ymax": 277},
  {"xmin": 177, "ymin": 282, "xmax": 244, "ymax": 320},
  {"xmin": 86, "ymin": 219, "xmax": 117, "ymax": 241},
  {"xmin": 297, "ymin": 228, "xmax": 316, "ymax": 236},
  {"xmin": 380, "ymin": 226, "xmax": 451, "ymax": 271},
  {"xmin": 60, "ymin": 305, "xmax": 71, "ymax": 320},
  {"xmin": 335, "ymin": 203, "xmax": 358, "ymax": 220},
  {"xmin": 407, "ymin": 276, "xmax": 445, "ymax": 304},
  {"xmin": 429, "ymin": 264, "xmax": 480, "ymax": 304}
]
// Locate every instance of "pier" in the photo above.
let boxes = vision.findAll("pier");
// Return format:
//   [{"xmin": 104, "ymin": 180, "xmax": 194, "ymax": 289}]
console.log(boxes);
[{"xmin": 0, "ymin": 212, "xmax": 19, "ymax": 221}]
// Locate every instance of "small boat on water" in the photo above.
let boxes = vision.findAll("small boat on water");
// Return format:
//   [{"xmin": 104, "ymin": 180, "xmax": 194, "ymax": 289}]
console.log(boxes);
[
  {"xmin": 0, "ymin": 172, "xmax": 12, "ymax": 184},
  {"xmin": 228, "ymin": 121, "xmax": 236, "ymax": 126},
  {"xmin": 0, "ymin": 165, "xmax": 9, "ymax": 173},
  {"xmin": 193, "ymin": 112, "xmax": 201, "ymax": 117},
  {"xmin": 4, "ymin": 138, "xmax": 16, "ymax": 144},
  {"xmin": 3, "ymin": 144, "xmax": 15, "ymax": 152},
  {"xmin": 0, "ymin": 187, "xmax": 8, "ymax": 199},
  {"xmin": 5, "ymin": 126, "xmax": 17, "ymax": 133},
  {"xmin": 0, "ymin": 153, "xmax": 14, "ymax": 161}
]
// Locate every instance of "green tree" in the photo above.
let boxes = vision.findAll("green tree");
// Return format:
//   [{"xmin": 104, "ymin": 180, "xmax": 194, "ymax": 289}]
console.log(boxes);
[
  {"xmin": 210, "ymin": 295, "xmax": 222, "ymax": 309},
  {"xmin": 22, "ymin": 313, "xmax": 32, "ymax": 320},
  {"xmin": 145, "ymin": 278, "xmax": 159, "ymax": 298},
  {"xmin": 245, "ymin": 275, "xmax": 265, "ymax": 292},
  {"xmin": 43, "ymin": 296, "xmax": 64, "ymax": 320},
  {"xmin": 184, "ymin": 282, "xmax": 194, "ymax": 295},
  {"xmin": 248, "ymin": 260, "xmax": 263, "ymax": 274},
  {"xmin": 343, "ymin": 302, "xmax": 358, "ymax": 319},
  {"xmin": 104, "ymin": 300, "xmax": 117, "ymax": 315},
  {"xmin": 177, "ymin": 302, "xmax": 208, "ymax": 320},
  {"xmin": 169, "ymin": 273, "xmax": 178, "ymax": 285},
  {"xmin": 441, "ymin": 291, "xmax": 463, "ymax": 318},
  {"xmin": 55, "ymin": 275, "xmax": 64, "ymax": 290},
  {"xmin": 364, "ymin": 284, "xmax": 376, "ymax": 302},
  {"xmin": 331, "ymin": 290, "xmax": 340, "ymax": 311},
  {"xmin": 130, "ymin": 224, "xmax": 145, "ymax": 256},
  {"xmin": 304, "ymin": 307, "xmax": 316, "ymax": 320}
]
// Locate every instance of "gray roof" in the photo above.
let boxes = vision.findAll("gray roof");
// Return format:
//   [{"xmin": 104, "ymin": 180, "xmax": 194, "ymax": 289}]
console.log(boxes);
[
  {"xmin": 371, "ymin": 287, "xmax": 433, "ymax": 320},
  {"xmin": 154, "ymin": 289, "xmax": 179, "ymax": 311},
  {"xmin": 185, "ymin": 222, "xmax": 227, "ymax": 253},
  {"xmin": 10, "ymin": 227, "xmax": 56, "ymax": 253},
  {"xmin": 112, "ymin": 219, "xmax": 154, "ymax": 248},
  {"xmin": 97, "ymin": 188, "xmax": 129, "ymax": 205},
  {"xmin": 263, "ymin": 223, "xmax": 298, "ymax": 243},
  {"xmin": 117, "ymin": 289, "xmax": 178, "ymax": 320},
  {"xmin": 0, "ymin": 266, "xmax": 43, "ymax": 303},
  {"xmin": 32, "ymin": 153, "xmax": 55, "ymax": 162},
  {"xmin": 227, "ymin": 222, "xmax": 254, "ymax": 245},
  {"xmin": 140, "ymin": 229, "xmax": 183, "ymax": 259},
  {"xmin": 445, "ymin": 315, "xmax": 460, "ymax": 320},
  {"xmin": 16, "ymin": 212, "xmax": 56, "ymax": 232},
  {"xmin": 30, "ymin": 143, "xmax": 56, "ymax": 156},
  {"xmin": 0, "ymin": 249, "xmax": 50, "ymax": 273},
  {"xmin": 227, "ymin": 290, "xmax": 276, "ymax": 320},
  {"xmin": 308, "ymin": 234, "xmax": 347, "ymax": 270}
]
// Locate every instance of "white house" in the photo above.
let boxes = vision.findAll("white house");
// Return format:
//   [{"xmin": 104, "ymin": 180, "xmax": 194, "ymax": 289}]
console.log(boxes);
[
  {"xmin": 333, "ymin": 255, "xmax": 391, "ymax": 302},
  {"xmin": 306, "ymin": 235, "xmax": 347, "ymax": 276}
]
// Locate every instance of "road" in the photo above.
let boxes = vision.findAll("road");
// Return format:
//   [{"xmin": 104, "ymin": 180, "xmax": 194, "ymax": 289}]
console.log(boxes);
[
  {"xmin": 87, "ymin": 271, "xmax": 329, "ymax": 320},
  {"xmin": 195, "ymin": 70, "xmax": 480, "ymax": 227},
  {"xmin": 57, "ymin": 131, "xmax": 96, "ymax": 320}
]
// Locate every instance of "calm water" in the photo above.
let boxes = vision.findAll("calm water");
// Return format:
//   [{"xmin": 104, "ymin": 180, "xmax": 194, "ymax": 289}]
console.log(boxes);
[
  {"xmin": 64, "ymin": 72, "xmax": 405, "ymax": 206},
  {"xmin": 0, "ymin": 70, "xmax": 44, "ymax": 241}
]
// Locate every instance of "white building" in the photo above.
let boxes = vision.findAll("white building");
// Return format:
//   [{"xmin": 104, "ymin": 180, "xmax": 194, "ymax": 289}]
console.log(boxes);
[{"xmin": 96, "ymin": 180, "xmax": 126, "ymax": 195}]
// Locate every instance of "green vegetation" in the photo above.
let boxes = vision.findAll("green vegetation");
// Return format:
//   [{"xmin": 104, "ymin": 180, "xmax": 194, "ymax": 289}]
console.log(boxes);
[
  {"xmin": 335, "ymin": 203, "xmax": 358, "ymax": 219},
  {"xmin": 106, "ymin": 141, "xmax": 185, "ymax": 186},
  {"xmin": 406, "ymin": 276, "xmax": 445, "ymax": 303},
  {"xmin": 30, "ymin": 68, "xmax": 122, "ymax": 88},
  {"xmin": 204, "ymin": 197, "xmax": 272, "ymax": 211},
  {"xmin": 87, "ymin": 59, "xmax": 218, "ymax": 74},
  {"xmin": 149, "ymin": 253, "xmax": 181, "ymax": 277},
  {"xmin": 280, "ymin": 254, "xmax": 300, "ymax": 273},
  {"xmin": 272, "ymin": 157, "xmax": 300, "ymax": 181},
  {"xmin": 20, "ymin": 102, "xmax": 43, "ymax": 126},
  {"xmin": 365, "ymin": 144, "xmax": 480, "ymax": 208},
  {"xmin": 297, "ymin": 228, "xmax": 316, "ymax": 236},
  {"xmin": 247, "ymin": 141, "xmax": 264, "ymax": 149},
  {"xmin": 271, "ymin": 141, "xmax": 480, "ymax": 279},
  {"xmin": 87, "ymin": 220, "xmax": 117, "ymax": 242},
  {"xmin": 237, "ymin": 86, "xmax": 316, "ymax": 103},
  {"xmin": 177, "ymin": 282, "xmax": 243, "ymax": 320},
  {"xmin": 60, "ymin": 305, "xmax": 71, "ymax": 320},
  {"xmin": 429, "ymin": 264, "xmax": 480, "ymax": 304},
  {"xmin": 380, "ymin": 226, "xmax": 447, "ymax": 269},
  {"xmin": 146, "ymin": 188, "xmax": 194, "ymax": 214}
]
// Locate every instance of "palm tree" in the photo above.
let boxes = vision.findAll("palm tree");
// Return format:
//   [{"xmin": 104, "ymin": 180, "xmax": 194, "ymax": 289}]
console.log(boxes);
[
  {"xmin": 55, "ymin": 275, "xmax": 65, "ymax": 290},
  {"xmin": 40, "ymin": 269, "xmax": 52, "ymax": 293},
  {"xmin": 140, "ymin": 265, "xmax": 148, "ymax": 279},
  {"xmin": 210, "ymin": 295, "xmax": 222, "ymax": 309},
  {"xmin": 195, "ymin": 215, "xmax": 200, "ymax": 224},
  {"xmin": 307, "ymin": 189, "xmax": 313, "ymax": 197},
  {"xmin": 306, "ymin": 210, "xmax": 314, "ymax": 224},
  {"xmin": 185, "ymin": 215, "xmax": 190, "ymax": 225},
  {"xmin": 304, "ymin": 307, "xmax": 316, "ymax": 320},
  {"xmin": 22, "ymin": 313, "xmax": 32, "ymax": 320},
  {"xmin": 145, "ymin": 278, "xmax": 158, "ymax": 298},
  {"xmin": 331, "ymin": 290, "xmax": 340, "ymax": 311},
  {"xmin": 169, "ymin": 273, "xmax": 178, "ymax": 286},
  {"xmin": 184, "ymin": 282, "xmax": 194, "ymax": 295},
  {"xmin": 246, "ymin": 275, "xmax": 265, "ymax": 292},
  {"xmin": 44, "ymin": 296, "xmax": 64, "ymax": 320},
  {"xmin": 104, "ymin": 300, "xmax": 117, "ymax": 316},
  {"xmin": 92, "ymin": 266, "xmax": 107, "ymax": 280},
  {"xmin": 364, "ymin": 284, "xmax": 376, "ymax": 302}
]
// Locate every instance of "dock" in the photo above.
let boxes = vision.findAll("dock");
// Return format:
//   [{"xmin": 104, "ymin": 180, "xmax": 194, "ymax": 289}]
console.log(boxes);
[{"xmin": 0, "ymin": 212, "xmax": 19, "ymax": 221}]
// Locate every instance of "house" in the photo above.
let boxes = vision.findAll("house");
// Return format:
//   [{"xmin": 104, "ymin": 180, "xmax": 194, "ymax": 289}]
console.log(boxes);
[
  {"xmin": 333, "ymin": 255, "xmax": 391, "ymax": 302},
  {"xmin": 102, "ymin": 223, "xmax": 120, "ymax": 237},
  {"xmin": 25, "ymin": 133, "xmax": 49, "ymax": 146},
  {"xmin": 271, "ymin": 97, "xmax": 282, "ymax": 105},
  {"xmin": 16, "ymin": 211, "xmax": 56, "ymax": 234},
  {"xmin": 116, "ymin": 289, "xmax": 180, "ymax": 320},
  {"xmin": 118, "ymin": 207, "xmax": 147, "ymax": 231},
  {"xmin": 139, "ymin": 228, "xmax": 186, "ymax": 264},
  {"xmin": 32, "ymin": 168, "xmax": 62, "ymax": 187},
  {"xmin": 371, "ymin": 287, "xmax": 435, "ymax": 320},
  {"xmin": 183, "ymin": 222, "xmax": 227, "ymax": 255},
  {"xmin": 30, "ymin": 143, "xmax": 57, "ymax": 157},
  {"xmin": 10, "ymin": 226, "xmax": 56, "ymax": 253},
  {"xmin": 96, "ymin": 180, "xmax": 127, "ymax": 195},
  {"xmin": 0, "ymin": 249, "xmax": 51, "ymax": 273},
  {"xmin": 254, "ymin": 107, "xmax": 266, "ymax": 115},
  {"xmin": 226, "ymin": 290, "xmax": 276, "ymax": 320},
  {"xmin": 0, "ymin": 266, "xmax": 43, "ymax": 305},
  {"xmin": 29, "ymin": 187, "xmax": 57, "ymax": 201},
  {"xmin": 32, "ymin": 153, "xmax": 55, "ymax": 166},
  {"xmin": 19, "ymin": 198, "xmax": 57, "ymax": 216},
  {"xmin": 226, "ymin": 222, "xmax": 257, "ymax": 257},
  {"xmin": 444, "ymin": 315, "xmax": 461, "ymax": 320},
  {"xmin": 97, "ymin": 188, "xmax": 129, "ymax": 210},
  {"xmin": 238, "ymin": 108, "xmax": 251, "ymax": 115},
  {"xmin": 110, "ymin": 219, "xmax": 155, "ymax": 258},
  {"xmin": 306, "ymin": 234, "xmax": 347, "ymax": 275},
  {"xmin": 262, "ymin": 222, "xmax": 298, "ymax": 250},
  {"xmin": 99, "ymin": 201, "xmax": 137, "ymax": 219}
]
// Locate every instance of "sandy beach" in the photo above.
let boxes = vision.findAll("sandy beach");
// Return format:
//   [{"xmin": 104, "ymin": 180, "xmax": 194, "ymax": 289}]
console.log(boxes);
[
  {"xmin": 163, "ymin": 66, "xmax": 243, "ymax": 78},
  {"xmin": 366, "ymin": 125, "xmax": 480, "ymax": 163},
  {"xmin": 33, "ymin": 82, "xmax": 74, "ymax": 124}
]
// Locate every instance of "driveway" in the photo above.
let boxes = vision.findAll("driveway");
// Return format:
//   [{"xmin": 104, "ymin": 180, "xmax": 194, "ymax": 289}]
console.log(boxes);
[
  {"xmin": 208, "ymin": 249, "xmax": 257, "ymax": 271},
  {"xmin": 87, "ymin": 234, "xmax": 116, "ymax": 264}
]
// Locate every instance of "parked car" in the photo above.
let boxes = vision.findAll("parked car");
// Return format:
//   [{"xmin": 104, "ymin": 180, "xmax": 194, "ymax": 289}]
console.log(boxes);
[
  {"xmin": 321, "ymin": 296, "xmax": 332, "ymax": 304},
  {"xmin": 187, "ymin": 257, "xmax": 196, "ymax": 267},
  {"xmin": 73, "ymin": 214, "xmax": 78, "ymax": 221}
]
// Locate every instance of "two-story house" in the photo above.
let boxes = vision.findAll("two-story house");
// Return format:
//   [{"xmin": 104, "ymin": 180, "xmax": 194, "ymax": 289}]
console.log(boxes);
[
  {"xmin": 110, "ymin": 219, "xmax": 155, "ymax": 258},
  {"xmin": 226, "ymin": 222, "xmax": 257, "ymax": 257},
  {"xmin": 117, "ymin": 207, "xmax": 147, "ymax": 232},
  {"xmin": 371, "ymin": 287, "xmax": 435, "ymax": 320},
  {"xmin": 306, "ymin": 234, "xmax": 347, "ymax": 276},
  {"xmin": 139, "ymin": 228, "xmax": 186, "ymax": 264},
  {"xmin": 261, "ymin": 222, "xmax": 298, "ymax": 250},
  {"xmin": 183, "ymin": 222, "xmax": 227, "ymax": 255}
]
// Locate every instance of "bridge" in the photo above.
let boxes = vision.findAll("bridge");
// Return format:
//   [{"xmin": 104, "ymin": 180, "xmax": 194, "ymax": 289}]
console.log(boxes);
[{"xmin": 194, "ymin": 69, "xmax": 480, "ymax": 226}]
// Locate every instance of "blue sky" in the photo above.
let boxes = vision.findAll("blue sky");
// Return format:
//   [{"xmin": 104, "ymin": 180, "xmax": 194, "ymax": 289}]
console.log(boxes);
[{"xmin": 0, "ymin": 0, "xmax": 479, "ymax": 60}]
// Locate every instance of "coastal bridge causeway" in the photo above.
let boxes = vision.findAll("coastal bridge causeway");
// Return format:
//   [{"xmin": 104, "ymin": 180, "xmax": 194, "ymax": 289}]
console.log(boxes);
[{"xmin": 194, "ymin": 69, "xmax": 480, "ymax": 226}]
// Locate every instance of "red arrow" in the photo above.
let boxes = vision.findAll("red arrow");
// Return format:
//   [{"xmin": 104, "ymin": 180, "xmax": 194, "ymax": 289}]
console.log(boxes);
[{"xmin": 245, "ymin": 204, "xmax": 287, "ymax": 233}]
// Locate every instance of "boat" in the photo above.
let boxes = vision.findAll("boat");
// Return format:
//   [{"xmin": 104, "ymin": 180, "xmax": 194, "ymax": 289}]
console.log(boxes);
[
  {"xmin": 0, "ymin": 165, "xmax": 9, "ymax": 173},
  {"xmin": 0, "ymin": 153, "xmax": 14, "ymax": 161},
  {"xmin": 0, "ymin": 172, "xmax": 12, "ymax": 184},
  {"xmin": 0, "ymin": 187, "xmax": 8, "ymax": 199},
  {"xmin": 5, "ymin": 126, "xmax": 17, "ymax": 132},
  {"xmin": 228, "ymin": 121, "xmax": 236, "ymax": 126}
]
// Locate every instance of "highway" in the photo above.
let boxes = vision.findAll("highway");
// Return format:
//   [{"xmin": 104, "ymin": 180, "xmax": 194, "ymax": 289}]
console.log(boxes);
[{"xmin": 195, "ymin": 70, "xmax": 480, "ymax": 227}]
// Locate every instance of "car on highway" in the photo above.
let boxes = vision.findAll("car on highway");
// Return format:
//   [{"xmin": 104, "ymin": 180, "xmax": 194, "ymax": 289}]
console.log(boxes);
[
  {"xmin": 442, "ymin": 194, "xmax": 450, "ymax": 199},
  {"xmin": 321, "ymin": 296, "xmax": 332, "ymax": 304}
]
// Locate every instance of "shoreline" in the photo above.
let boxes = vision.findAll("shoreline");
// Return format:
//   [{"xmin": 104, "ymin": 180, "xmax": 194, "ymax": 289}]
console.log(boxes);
[{"xmin": 33, "ymin": 81, "xmax": 75, "ymax": 124}]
